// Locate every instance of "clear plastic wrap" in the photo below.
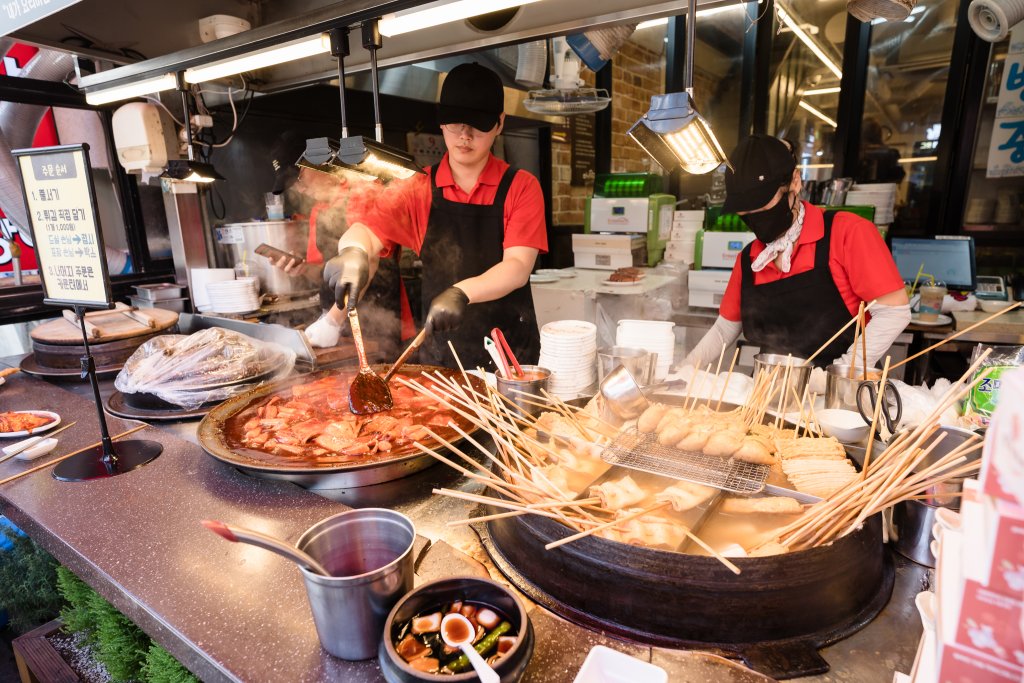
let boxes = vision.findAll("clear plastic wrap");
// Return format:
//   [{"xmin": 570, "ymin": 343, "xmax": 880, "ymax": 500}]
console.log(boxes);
[{"xmin": 114, "ymin": 328, "xmax": 296, "ymax": 409}]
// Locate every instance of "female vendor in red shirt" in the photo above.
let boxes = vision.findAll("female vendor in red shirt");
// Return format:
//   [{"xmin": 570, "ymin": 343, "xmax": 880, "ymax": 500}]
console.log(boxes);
[
  {"xmin": 316, "ymin": 62, "xmax": 547, "ymax": 368},
  {"xmin": 685, "ymin": 135, "xmax": 910, "ymax": 375}
]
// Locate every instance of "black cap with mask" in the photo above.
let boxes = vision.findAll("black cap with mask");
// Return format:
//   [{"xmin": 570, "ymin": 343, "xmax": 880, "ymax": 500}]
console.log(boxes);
[{"xmin": 723, "ymin": 135, "xmax": 798, "ymax": 243}]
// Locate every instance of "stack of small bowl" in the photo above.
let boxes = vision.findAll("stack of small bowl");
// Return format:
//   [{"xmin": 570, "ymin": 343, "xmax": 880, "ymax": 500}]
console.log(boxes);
[
  {"xmin": 538, "ymin": 320, "xmax": 597, "ymax": 399},
  {"xmin": 616, "ymin": 320, "xmax": 675, "ymax": 381}
]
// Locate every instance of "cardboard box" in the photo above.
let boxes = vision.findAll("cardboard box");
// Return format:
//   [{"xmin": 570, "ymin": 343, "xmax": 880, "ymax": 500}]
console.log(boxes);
[
  {"xmin": 953, "ymin": 580, "xmax": 1022, "ymax": 661},
  {"xmin": 979, "ymin": 368, "xmax": 1024, "ymax": 506},
  {"xmin": 936, "ymin": 642, "xmax": 1024, "ymax": 682}
]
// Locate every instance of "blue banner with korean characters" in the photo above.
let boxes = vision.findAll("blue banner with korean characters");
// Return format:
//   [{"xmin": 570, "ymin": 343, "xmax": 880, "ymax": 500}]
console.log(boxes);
[{"xmin": 989, "ymin": 25, "xmax": 1024, "ymax": 178}]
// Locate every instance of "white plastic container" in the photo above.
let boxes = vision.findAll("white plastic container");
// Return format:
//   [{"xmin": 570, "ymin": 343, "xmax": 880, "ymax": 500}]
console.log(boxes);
[{"xmin": 573, "ymin": 645, "xmax": 668, "ymax": 683}]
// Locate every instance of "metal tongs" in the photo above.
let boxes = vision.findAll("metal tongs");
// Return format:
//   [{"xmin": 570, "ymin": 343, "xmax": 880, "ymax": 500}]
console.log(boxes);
[{"xmin": 489, "ymin": 328, "xmax": 523, "ymax": 379}]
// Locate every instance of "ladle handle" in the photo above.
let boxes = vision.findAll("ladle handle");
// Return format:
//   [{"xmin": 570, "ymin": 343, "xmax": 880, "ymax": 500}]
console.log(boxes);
[
  {"xmin": 460, "ymin": 643, "xmax": 500, "ymax": 683},
  {"xmin": 384, "ymin": 328, "xmax": 427, "ymax": 383},
  {"xmin": 347, "ymin": 308, "xmax": 371, "ymax": 370},
  {"xmin": 202, "ymin": 521, "xmax": 331, "ymax": 576}
]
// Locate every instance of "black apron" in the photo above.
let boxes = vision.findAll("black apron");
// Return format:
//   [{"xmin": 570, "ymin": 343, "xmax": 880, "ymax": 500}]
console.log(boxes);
[
  {"xmin": 417, "ymin": 163, "xmax": 541, "ymax": 368},
  {"xmin": 740, "ymin": 210, "xmax": 855, "ymax": 368}
]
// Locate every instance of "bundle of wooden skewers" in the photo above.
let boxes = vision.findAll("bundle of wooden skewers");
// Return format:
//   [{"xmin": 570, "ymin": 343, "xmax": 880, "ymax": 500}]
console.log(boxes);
[{"xmin": 759, "ymin": 348, "xmax": 992, "ymax": 552}]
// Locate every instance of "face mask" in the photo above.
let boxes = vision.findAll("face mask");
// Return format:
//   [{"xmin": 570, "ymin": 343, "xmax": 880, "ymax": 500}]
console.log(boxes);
[{"xmin": 741, "ymin": 192, "xmax": 795, "ymax": 243}]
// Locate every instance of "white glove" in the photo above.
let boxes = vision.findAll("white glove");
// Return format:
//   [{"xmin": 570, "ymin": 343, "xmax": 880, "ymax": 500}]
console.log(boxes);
[
  {"xmin": 304, "ymin": 314, "xmax": 342, "ymax": 348},
  {"xmin": 835, "ymin": 303, "xmax": 912, "ymax": 371}
]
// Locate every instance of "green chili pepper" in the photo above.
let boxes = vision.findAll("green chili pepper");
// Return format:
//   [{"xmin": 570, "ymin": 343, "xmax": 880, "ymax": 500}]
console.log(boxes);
[{"xmin": 444, "ymin": 621, "xmax": 512, "ymax": 673}]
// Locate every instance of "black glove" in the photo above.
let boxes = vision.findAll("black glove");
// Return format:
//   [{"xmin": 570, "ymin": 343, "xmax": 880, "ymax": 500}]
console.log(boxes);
[
  {"xmin": 425, "ymin": 286, "xmax": 470, "ymax": 334},
  {"xmin": 324, "ymin": 246, "xmax": 369, "ymax": 310}
]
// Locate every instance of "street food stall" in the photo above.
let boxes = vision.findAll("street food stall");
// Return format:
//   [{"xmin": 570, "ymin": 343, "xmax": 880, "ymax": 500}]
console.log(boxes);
[{"xmin": 1, "ymin": 0, "xmax": 1023, "ymax": 682}]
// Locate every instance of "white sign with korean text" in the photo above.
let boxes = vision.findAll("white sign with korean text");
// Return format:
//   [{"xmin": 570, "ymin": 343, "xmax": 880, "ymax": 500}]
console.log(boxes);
[
  {"xmin": 0, "ymin": 0, "xmax": 83, "ymax": 37},
  {"xmin": 988, "ymin": 25, "xmax": 1024, "ymax": 178},
  {"xmin": 16, "ymin": 145, "xmax": 111, "ymax": 307}
]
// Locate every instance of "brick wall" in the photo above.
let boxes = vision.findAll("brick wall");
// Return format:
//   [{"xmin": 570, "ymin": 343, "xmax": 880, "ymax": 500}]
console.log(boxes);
[{"xmin": 550, "ymin": 41, "xmax": 665, "ymax": 226}]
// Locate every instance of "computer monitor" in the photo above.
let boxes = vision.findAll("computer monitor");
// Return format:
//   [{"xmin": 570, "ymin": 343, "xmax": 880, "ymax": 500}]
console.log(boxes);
[{"xmin": 889, "ymin": 237, "xmax": 976, "ymax": 291}]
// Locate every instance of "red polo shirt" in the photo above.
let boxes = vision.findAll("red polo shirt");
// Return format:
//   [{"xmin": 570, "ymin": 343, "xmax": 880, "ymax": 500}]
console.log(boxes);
[
  {"xmin": 345, "ymin": 153, "xmax": 548, "ymax": 257},
  {"xmin": 719, "ymin": 202, "xmax": 903, "ymax": 322}
]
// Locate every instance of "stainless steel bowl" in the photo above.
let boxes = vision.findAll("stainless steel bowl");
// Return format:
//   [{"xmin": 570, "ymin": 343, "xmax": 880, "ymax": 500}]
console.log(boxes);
[{"xmin": 752, "ymin": 353, "xmax": 811, "ymax": 413}]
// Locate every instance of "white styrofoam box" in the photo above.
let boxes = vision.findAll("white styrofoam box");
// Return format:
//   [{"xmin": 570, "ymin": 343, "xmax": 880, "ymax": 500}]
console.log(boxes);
[
  {"xmin": 573, "ymin": 645, "xmax": 668, "ymax": 683},
  {"xmin": 673, "ymin": 209, "xmax": 704, "ymax": 222},
  {"xmin": 980, "ymin": 368, "xmax": 1024, "ymax": 506}
]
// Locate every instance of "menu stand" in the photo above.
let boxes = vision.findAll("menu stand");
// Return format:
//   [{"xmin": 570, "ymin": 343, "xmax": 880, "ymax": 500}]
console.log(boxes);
[{"xmin": 52, "ymin": 305, "xmax": 162, "ymax": 482}]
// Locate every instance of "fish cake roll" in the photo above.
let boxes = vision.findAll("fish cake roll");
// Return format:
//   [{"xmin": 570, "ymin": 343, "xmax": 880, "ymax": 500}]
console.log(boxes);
[
  {"xmin": 677, "ymin": 426, "xmax": 712, "ymax": 452},
  {"xmin": 703, "ymin": 430, "xmax": 743, "ymax": 457},
  {"xmin": 655, "ymin": 408, "xmax": 688, "ymax": 433},
  {"xmin": 657, "ymin": 423, "xmax": 688, "ymax": 447},
  {"xmin": 637, "ymin": 403, "xmax": 668, "ymax": 433},
  {"xmin": 733, "ymin": 436, "xmax": 775, "ymax": 464}
]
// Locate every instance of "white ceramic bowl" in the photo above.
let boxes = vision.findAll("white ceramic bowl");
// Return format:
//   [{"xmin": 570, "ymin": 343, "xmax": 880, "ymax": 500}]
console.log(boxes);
[
  {"xmin": 816, "ymin": 408, "xmax": 870, "ymax": 443},
  {"xmin": 979, "ymin": 299, "xmax": 1014, "ymax": 314}
]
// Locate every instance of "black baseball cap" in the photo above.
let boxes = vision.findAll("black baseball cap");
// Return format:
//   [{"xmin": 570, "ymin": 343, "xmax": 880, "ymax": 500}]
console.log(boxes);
[
  {"xmin": 722, "ymin": 135, "xmax": 797, "ymax": 213},
  {"xmin": 438, "ymin": 63, "xmax": 504, "ymax": 132}
]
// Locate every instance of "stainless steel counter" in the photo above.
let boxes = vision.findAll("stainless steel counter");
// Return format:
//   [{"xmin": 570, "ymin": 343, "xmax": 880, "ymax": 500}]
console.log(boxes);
[{"xmin": 0, "ymin": 355, "xmax": 925, "ymax": 682}]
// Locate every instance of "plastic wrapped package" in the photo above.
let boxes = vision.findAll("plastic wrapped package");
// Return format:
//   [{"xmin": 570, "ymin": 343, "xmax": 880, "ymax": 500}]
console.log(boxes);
[
  {"xmin": 889, "ymin": 378, "xmax": 959, "ymax": 429},
  {"xmin": 114, "ymin": 328, "xmax": 296, "ymax": 409},
  {"xmin": 962, "ymin": 344, "xmax": 1024, "ymax": 428}
]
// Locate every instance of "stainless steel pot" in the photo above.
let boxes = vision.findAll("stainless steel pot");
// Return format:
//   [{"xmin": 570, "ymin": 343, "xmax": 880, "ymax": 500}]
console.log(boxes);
[
  {"xmin": 213, "ymin": 220, "xmax": 310, "ymax": 295},
  {"xmin": 892, "ymin": 425, "xmax": 981, "ymax": 567}
]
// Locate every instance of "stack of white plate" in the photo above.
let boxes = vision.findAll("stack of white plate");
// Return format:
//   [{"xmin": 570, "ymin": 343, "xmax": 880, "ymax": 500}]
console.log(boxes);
[
  {"xmin": 616, "ymin": 320, "xmax": 675, "ymax": 381},
  {"xmin": 845, "ymin": 183, "xmax": 897, "ymax": 226},
  {"xmin": 206, "ymin": 279, "xmax": 261, "ymax": 314},
  {"xmin": 190, "ymin": 268, "xmax": 234, "ymax": 311},
  {"xmin": 539, "ymin": 320, "xmax": 597, "ymax": 399}
]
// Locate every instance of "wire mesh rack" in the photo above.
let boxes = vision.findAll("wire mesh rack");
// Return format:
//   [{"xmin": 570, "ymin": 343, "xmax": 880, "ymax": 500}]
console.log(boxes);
[{"xmin": 600, "ymin": 428, "xmax": 770, "ymax": 494}]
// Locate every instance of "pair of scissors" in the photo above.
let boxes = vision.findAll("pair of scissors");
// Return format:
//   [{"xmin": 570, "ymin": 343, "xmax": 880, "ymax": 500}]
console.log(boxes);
[{"xmin": 856, "ymin": 379, "xmax": 903, "ymax": 436}]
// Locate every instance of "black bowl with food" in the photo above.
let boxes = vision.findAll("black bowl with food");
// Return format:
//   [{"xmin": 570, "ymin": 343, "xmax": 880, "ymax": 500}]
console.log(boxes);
[{"xmin": 379, "ymin": 577, "xmax": 533, "ymax": 683}]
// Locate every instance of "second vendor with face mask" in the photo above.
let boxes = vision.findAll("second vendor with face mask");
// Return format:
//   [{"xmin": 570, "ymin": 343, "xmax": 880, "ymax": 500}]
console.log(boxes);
[{"xmin": 684, "ymin": 134, "xmax": 910, "ymax": 374}]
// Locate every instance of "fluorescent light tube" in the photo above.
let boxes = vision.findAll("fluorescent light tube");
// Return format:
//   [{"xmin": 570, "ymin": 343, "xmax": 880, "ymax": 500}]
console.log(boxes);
[
  {"xmin": 85, "ymin": 73, "xmax": 177, "ymax": 105},
  {"xmin": 802, "ymin": 86, "xmax": 841, "ymax": 96},
  {"xmin": 798, "ymin": 100, "xmax": 838, "ymax": 127},
  {"xmin": 776, "ymin": 4, "xmax": 842, "ymax": 79},
  {"xmin": 184, "ymin": 34, "xmax": 331, "ymax": 84},
  {"xmin": 636, "ymin": 3, "xmax": 750, "ymax": 31},
  {"xmin": 379, "ymin": 0, "xmax": 542, "ymax": 37},
  {"xmin": 898, "ymin": 156, "xmax": 937, "ymax": 163}
]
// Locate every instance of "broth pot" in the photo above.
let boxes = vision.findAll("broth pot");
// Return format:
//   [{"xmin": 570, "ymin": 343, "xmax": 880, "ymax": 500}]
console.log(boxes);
[{"xmin": 479, "ymin": 511, "xmax": 893, "ymax": 680}]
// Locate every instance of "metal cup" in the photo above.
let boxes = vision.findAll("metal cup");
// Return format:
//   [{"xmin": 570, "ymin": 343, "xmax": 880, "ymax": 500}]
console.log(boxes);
[
  {"xmin": 597, "ymin": 346, "xmax": 657, "ymax": 385},
  {"xmin": 598, "ymin": 364, "xmax": 650, "ymax": 425},
  {"xmin": 296, "ymin": 508, "xmax": 415, "ymax": 660},
  {"xmin": 496, "ymin": 365, "xmax": 551, "ymax": 417},
  {"xmin": 752, "ymin": 353, "xmax": 811, "ymax": 413},
  {"xmin": 825, "ymin": 364, "xmax": 882, "ymax": 411}
]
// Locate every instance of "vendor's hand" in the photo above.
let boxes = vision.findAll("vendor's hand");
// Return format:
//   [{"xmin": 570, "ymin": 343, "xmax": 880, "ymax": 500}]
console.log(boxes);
[
  {"xmin": 324, "ymin": 246, "xmax": 369, "ymax": 310},
  {"xmin": 267, "ymin": 253, "xmax": 305, "ymax": 276},
  {"xmin": 304, "ymin": 313, "xmax": 342, "ymax": 348},
  {"xmin": 425, "ymin": 286, "xmax": 469, "ymax": 334}
]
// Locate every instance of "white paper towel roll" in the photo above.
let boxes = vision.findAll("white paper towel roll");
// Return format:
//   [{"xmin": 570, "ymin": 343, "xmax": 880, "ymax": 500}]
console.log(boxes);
[{"xmin": 969, "ymin": 0, "xmax": 1024, "ymax": 42}]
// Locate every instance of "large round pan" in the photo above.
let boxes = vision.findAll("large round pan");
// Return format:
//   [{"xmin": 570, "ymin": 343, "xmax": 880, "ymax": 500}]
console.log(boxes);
[{"xmin": 198, "ymin": 363, "xmax": 485, "ymax": 490}]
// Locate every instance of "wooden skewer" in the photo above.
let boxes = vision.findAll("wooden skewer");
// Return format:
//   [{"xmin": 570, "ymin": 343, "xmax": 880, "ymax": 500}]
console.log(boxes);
[
  {"xmin": 860, "ymin": 304, "xmax": 869, "ymax": 382},
  {"xmin": 890, "ymin": 302, "xmax": 1022, "ymax": 370},
  {"xmin": 861, "ymin": 355, "xmax": 892, "ymax": 478},
  {"xmin": 803, "ymin": 301, "xmax": 876, "ymax": 367},
  {"xmin": 683, "ymin": 528, "xmax": 741, "ymax": 575},
  {"xmin": 544, "ymin": 502, "xmax": 671, "ymax": 550},
  {"xmin": 849, "ymin": 301, "xmax": 865, "ymax": 380},
  {"xmin": 0, "ymin": 425, "xmax": 148, "ymax": 486},
  {"xmin": 715, "ymin": 348, "xmax": 740, "ymax": 412}
]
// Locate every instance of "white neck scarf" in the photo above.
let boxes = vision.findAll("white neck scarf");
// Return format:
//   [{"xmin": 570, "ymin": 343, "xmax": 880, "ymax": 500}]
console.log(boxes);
[{"xmin": 750, "ymin": 200, "xmax": 805, "ymax": 273}]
